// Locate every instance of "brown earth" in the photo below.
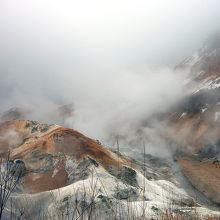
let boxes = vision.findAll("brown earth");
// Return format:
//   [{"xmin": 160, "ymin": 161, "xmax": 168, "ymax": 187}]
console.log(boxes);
[
  {"xmin": 178, "ymin": 158, "xmax": 220, "ymax": 204},
  {"xmin": 0, "ymin": 120, "xmax": 130, "ymax": 193}
]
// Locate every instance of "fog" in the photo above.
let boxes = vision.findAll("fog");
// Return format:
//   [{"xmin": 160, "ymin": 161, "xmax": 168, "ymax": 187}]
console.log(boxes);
[{"xmin": 0, "ymin": 0, "xmax": 220, "ymax": 153}]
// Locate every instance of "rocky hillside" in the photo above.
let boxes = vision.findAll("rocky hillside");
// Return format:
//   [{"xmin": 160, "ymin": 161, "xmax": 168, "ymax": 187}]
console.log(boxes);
[
  {"xmin": 0, "ymin": 120, "xmax": 219, "ymax": 219},
  {"xmin": 0, "ymin": 120, "xmax": 130, "ymax": 193},
  {"xmin": 168, "ymin": 36, "xmax": 220, "ymax": 206}
]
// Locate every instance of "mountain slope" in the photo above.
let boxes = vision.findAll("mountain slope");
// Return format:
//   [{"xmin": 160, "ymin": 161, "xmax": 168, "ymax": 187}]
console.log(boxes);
[
  {"xmin": 169, "ymin": 36, "xmax": 220, "ymax": 205},
  {"xmin": 1, "ymin": 120, "xmax": 219, "ymax": 219}
]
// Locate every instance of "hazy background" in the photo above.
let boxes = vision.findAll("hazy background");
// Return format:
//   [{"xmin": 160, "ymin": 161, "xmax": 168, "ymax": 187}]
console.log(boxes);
[{"xmin": 0, "ymin": 0, "xmax": 220, "ymax": 153}]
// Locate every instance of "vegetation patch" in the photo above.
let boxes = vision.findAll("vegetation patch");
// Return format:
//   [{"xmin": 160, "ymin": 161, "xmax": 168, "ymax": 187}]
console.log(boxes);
[
  {"xmin": 113, "ymin": 187, "xmax": 138, "ymax": 200},
  {"xmin": 117, "ymin": 166, "xmax": 138, "ymax": 187}
]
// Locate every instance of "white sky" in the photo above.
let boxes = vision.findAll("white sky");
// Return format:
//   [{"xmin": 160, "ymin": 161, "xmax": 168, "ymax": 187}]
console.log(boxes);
[{"xmin": 1, "ymin": 0, "xmax": 220, "ymax": 68}]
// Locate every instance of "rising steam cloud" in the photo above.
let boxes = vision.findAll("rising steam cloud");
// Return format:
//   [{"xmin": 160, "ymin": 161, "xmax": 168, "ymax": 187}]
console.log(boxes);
[{"xmin": 1, "ymin": 0, "xmax": 220, "ymax": 155}]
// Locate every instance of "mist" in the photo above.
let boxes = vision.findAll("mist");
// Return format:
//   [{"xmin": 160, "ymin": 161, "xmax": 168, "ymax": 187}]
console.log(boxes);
[{"xmin": 1, "ymin": 0, "xmax": 220, "ymax": 154}]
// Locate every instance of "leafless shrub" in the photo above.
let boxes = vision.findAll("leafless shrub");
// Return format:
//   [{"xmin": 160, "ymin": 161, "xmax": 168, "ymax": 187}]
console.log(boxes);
[{"xmin": 0, "ymin": 152, "xmax": 23, "ymax": 219}]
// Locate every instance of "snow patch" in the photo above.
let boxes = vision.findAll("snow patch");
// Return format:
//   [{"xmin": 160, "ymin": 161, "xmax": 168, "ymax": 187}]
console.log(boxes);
[
  {"xmin": 52, "ymin": 168, "xmax": 59, "ymax": 178},
  {"xmin": 179, "ymin": 112, "xmax": 187, "ymax": 119},
  {"xmin": 185, "ymin": 52, "xmax": 202, "ymax": 67},
  {"xmin": 215, "ymin": 112, "xmax": 220, "ymax": 122},
  {"xmin": 202, "ymin": 108, "xmax": 207, "ymax": 113},
  {"xmin": 194, "ymin": 77, "xmax": 220, "ymax": 93}
]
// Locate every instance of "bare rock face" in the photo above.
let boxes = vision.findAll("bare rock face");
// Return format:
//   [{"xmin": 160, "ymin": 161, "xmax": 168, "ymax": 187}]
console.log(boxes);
[
  {"xmin": 0, "ymin": 120, "xmax": 130, "ymax": 193},
  {"xmin": 169, "ymin": 35, "xmax": 220, "ymax": 206},
  {"xmin": 178, "ymin": 158, "xmax": 220, "ymax": 205}
]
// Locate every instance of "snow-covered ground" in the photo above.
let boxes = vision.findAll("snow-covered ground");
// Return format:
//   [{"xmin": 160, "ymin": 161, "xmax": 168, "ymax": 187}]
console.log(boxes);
[{"xmin": 8, "ymin": 162, "xmax": 220, "ymax": 219}]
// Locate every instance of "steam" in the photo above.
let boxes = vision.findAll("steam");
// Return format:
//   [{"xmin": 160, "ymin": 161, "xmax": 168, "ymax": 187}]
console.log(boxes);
[
  {"xmin": 1, "ymin": 0, "xmax": 220, "ymax": 155},
  {"xmin": 0, "ymin": 130, "xmax": 22, "ymax": 150},
  {"xmin": 67, "ymin": 68, "xmax": 186, "ymax": 139}
]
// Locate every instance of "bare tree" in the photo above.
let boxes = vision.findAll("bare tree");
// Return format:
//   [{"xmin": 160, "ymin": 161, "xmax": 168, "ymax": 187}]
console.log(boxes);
[{"xmin": 0, "ymin": 152, "xmax": 23, "ymax": 219}]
